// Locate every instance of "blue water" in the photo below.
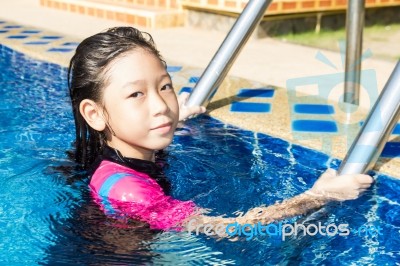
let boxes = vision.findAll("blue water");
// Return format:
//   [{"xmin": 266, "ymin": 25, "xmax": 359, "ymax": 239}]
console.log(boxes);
[{"xmin": 0, "ymin": 44, "xmax": 399, "ymax": 265}]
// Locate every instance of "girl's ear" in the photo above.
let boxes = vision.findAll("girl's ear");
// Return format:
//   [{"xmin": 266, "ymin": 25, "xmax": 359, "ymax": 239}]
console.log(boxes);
[{"xmin": 79, "ymin": 99, "xmax": 106, "ymax": 131}]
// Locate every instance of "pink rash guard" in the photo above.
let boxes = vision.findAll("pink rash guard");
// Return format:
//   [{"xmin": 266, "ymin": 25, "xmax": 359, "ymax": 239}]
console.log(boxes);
[{"xmin": 90, "ymin": 160, "xmax": 197, "ymax": 230}]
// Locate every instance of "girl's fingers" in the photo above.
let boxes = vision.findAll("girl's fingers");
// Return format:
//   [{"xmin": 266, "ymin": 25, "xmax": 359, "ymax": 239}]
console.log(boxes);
[
  {"xmin": 355, "ymin": 174, "xmax": 374, "ymax": 184},
  {"xmin": 359, "ymin": 183, "xmax": 373, "ymax": 189},
  {"xmin": 324, "ymin": 168, "xmax": 337, "ymax": 176},
  {"xmin": 178, "ymin": 92, "xmax": 206, "ymax": 121},
  {"xmin": 179, "ymin": 106, "xmax": 206, "ymax": 121},
  {"xmin": 178, "ymin": 92, "xmax": 190, "ymax": 104}
]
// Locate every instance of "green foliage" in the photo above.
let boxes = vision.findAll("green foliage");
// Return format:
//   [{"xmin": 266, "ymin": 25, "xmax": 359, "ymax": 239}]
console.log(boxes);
[{"xmin": 276, "ymin": 24, "xmax": 400, "ymax": 61}]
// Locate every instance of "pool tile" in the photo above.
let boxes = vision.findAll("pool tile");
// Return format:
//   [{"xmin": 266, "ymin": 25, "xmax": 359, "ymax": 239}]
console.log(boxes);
[
  {"xmin": 47, "ymin": 48, "xmax": 75, "ymax": 52},
  {"xmin": 4, "ymin": 25, "xmax": 22, "ymax": 29},
  {"xmin": 61, "ymin": 42, "xmax": 80, "ymax": 46},
  {"xmin": 0, "ymin": 30, "xmax": 8, "ymax": 33},
  {"xmin": 237, "ymin": 88, "xmax": 275, "ymax": 98},
  {"xmin": 179, "ymin": 86, "xmax": 193, "ymax": 94},
  {"xmin": 189, "ymin": 76, "xmax": 200, "ymax": 83},
  {"xmin": 41, "ymin": 36, "xmax": 62, "ymax": 40},
  {"xmin": 25, "ymin": 41, "xmax": 51, "ymax": 45},
  {"xmin": 7, "ymin": 35, "xmax": 29, "ymax": 39},
  {"xmin": 392, "ymin": 124, "xmax": 400, "ymax": 135},
  {"xmin": 167, "ymin": 66, "xmax": 182, "ymax": 72},
  {"xmin": 21, "ymin": 30, "xmax": 41, "ymax": 34},
  {"xmin": 292, "ymin": 120, "xmax": 338, "ymax": 133},
  {"xmin": 0, "ymin": 21, "xmax": 5, "ymax": 24},
  {"xmin": 294, "ymin": 104, "xmax": 334, "ymax": 114},
  {"xmin": 382, "ymin": 142, "xmax": 400, "ymax": 158},
  {"xmin": 230, "ymin": 102, "xmax": 271, "ymax": 113}
]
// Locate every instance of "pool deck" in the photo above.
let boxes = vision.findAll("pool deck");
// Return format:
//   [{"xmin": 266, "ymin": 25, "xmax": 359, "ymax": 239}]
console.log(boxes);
[{"xmin": 1, "ymin": 0, "xmax": 400, "ymax": 178}]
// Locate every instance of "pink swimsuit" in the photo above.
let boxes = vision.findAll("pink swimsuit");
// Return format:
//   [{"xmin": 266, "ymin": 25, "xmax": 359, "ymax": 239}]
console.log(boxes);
[{"xmin": 90, "ymin": 160, "xmax": 196, "ymax": 230}]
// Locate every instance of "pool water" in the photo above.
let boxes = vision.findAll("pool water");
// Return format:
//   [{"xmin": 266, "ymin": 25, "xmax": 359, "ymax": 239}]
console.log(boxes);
[{"xmin": 1, "ymin": 44, "xmax": 399, "ymax": 265}]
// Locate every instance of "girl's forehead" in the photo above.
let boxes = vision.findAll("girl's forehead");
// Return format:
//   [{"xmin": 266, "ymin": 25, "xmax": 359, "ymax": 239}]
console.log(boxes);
[
  {"xmin": 109, "ymin": 49, "xmax": 163, "ymax": 71},
  {"xmin": 101, "ymin": 50, "xmax": 168, "ymax": 88},
  {"xmin": 103, "ymin": 50, "xmax": 158, "ymax": 74}
]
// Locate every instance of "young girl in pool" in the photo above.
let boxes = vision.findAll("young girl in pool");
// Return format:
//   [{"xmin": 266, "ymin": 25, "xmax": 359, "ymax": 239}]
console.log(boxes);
[{"xmin": 68, "ymin": 27, "xmax": 373, "ymax": 235}]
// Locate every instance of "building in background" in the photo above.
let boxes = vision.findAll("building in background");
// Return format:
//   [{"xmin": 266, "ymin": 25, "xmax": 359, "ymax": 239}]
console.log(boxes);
[{"xmin": 40, "ymin": 0, "xmax": 400, "ymax": 36}]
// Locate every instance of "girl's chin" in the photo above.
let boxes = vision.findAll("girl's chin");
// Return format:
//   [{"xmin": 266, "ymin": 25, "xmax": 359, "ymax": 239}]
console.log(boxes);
[{"xmin": 147, "ymin": 136, "xmax": 174, "ymax": 151}]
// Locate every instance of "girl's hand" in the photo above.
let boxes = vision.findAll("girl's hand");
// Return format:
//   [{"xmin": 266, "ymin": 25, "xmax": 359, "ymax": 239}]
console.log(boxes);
[
  {"xmin": 178, "ymin": 92, "xmax": 206, "ymax": 121},
  {"xmin": 307, "ymin": 168, "xmax": 374, "ymax": 201}
]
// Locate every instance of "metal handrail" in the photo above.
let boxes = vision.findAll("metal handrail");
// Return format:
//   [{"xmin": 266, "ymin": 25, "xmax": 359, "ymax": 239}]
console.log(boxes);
[
  {"xmin": 344, "ymin": 0, "xmax": 365, "ymax": 105},
  {"xmin": 186, "ymin": 0, "xmax": 273, "ymax": 108},
  {"xmin": 338, "ymin": 61, "xmax": 400, "ymax": 175}
]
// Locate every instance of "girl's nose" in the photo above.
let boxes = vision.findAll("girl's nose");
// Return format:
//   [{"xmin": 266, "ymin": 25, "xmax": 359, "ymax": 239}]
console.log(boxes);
[{"xmin": 151, "ymin": 93, "xmax": 169, "ymax": 116}]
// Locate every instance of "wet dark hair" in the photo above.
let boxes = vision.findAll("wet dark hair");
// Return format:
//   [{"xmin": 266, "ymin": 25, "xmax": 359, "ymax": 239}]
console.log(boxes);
[{"xmin": 68, "ymin": 27, "xmax": 164, "ymax": 169}]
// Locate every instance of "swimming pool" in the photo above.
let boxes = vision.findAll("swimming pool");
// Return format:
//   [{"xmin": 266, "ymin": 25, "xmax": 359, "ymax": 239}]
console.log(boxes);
[{"xmin": 1, "ymin": 44, "xmax": 399, "ymax": 265}]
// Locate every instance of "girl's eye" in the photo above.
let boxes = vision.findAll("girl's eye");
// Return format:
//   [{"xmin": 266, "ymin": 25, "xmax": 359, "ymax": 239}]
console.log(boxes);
[
  {"xmin": 161, "ymin": 83, "xmax": 174, "ymax": 91},
  {"xmin": 130, "ymin": 91, "xmax": 144, "ymax": 98}
]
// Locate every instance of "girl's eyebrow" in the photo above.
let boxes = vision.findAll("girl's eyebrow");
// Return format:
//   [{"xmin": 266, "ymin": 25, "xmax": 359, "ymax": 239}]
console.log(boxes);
[
  {"xmin": 122, "ymin": 80, "xmax": 145, "ymax": 88},
  {"xmin": 158, "ymin": 73, "xmax": 172, "ymax": 83},
  {"xmin": 160, "ymin": 73, "xmax": 171, "ymax": 80},
  {"xmin": 122, "ymin": 74, "xmax": 171, "ymax": 90}
]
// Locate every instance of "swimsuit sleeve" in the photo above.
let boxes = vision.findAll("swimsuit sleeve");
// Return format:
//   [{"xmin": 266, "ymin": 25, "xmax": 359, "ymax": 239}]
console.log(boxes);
[{"xmin": 90, "ymin": 169, "xmax": 197, "ymax": 231}]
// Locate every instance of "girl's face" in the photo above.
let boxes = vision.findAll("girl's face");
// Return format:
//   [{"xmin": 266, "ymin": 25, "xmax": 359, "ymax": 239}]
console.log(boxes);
[{"xmin": 101, "ymin": 49, "xmax": 179, "ymax": 161}]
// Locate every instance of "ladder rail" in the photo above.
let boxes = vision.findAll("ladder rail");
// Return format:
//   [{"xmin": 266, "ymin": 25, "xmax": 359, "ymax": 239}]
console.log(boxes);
[
  {"xmin": 338, "ymin": 61, "xmax": 400, "ymax": 175},
  {"xmin": 186, "ymin": 0, "xmax": 273, "ymax": 108}
]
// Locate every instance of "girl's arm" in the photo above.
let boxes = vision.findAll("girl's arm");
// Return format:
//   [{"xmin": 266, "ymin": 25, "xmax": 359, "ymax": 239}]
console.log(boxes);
[{"xmin": 184, "ymin": 169, "xmax": 373, "ymax": 236}]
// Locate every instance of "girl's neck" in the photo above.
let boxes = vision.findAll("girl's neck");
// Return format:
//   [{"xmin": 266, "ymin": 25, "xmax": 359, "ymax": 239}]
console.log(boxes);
[{"xmin": 106, "ymin": 141, "xmax": 155, "ymax": 162}]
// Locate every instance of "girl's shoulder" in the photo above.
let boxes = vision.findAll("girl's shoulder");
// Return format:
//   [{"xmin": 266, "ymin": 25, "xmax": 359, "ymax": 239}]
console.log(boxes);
[
  {"xmin": 93, "ymin": 159, "xmax": 144, "ymax": 178},
  {"xmin": 90, "ymin": 160, "xmax": 160, "ymax": 191}
]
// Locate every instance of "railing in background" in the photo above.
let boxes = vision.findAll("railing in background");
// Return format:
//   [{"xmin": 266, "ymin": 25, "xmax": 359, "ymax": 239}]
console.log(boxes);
[
  {"xmin": 186, "ymin": 0, "xmax": 273, "ymax": 107},
  {"xmin": 344, "ymin": 0, "xmax": 365, "ymax": 105},
  {"xmin": 182, "ymin": 0, "xmax": 400, "ymax": 16},
  {"xmin": 339, "ymin": 61, "xmax": 400, "ymax": 175}
]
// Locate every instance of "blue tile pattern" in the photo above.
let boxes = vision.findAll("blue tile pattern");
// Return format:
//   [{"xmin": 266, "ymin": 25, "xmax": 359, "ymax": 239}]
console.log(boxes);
[
  {"xmin": 237, "ymin": 88, "xmax": 275, "ymax": 98},
  {"xmin": 392, "ymin": 124, "xmax": 400, "ymax": 135},
  {"xmin": 189, "ymin": 76, "xmax": 200, "ymax": 83},
  {"xmin": 167, "ymin": 66, "xmax": 182, "ymax": 73},
  {"xmin": 61, "ymin": 42, "xmax": 79, "ymax": 46},
  {"xmin": 7, "ymin": 35, "xmax": 28, "ymax": 39},
  {"xmin": 382, "ymin": 142, "xmax": 400, "ymax": 158},
  {"xmin": 41, "ymin": 36, "xmax": 62, "ymax": 40},
  {"xmin": 292, "ymin": 120, "xmax": 338, "ymax": 133},
  {"xmin": 229, "ymin": 87, "xmax": 275, "ymax": 114},
  {"xmin": 0, "ymin": 30, "xmax": 8, "ymax": 34},
  {"xmin": 230, "ymin": 102, "xmax": 271, "ymax": 113},
  {"xmin": 21, "ymin": 30, "xmax": 41, "ymax": 34},
  {"xmin": 4, "ymin": 25, "xmax": 22, "ymax": 29},
  {"xmin": 179, "ymin": 86, "xmax": 193, "ymax": 94},
  {"xmin": 47, "ymin": 47, "xmax": 75, "ymax": 53},
  {"xmin": 25, "ymin": 41, "xmax": 50, "ymax": 45},
  {"xmin": 294, "ymin": 104, "xmax": 334, "ymax": 114}
]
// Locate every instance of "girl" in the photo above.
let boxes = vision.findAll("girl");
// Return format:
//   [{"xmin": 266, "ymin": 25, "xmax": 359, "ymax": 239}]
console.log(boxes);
[{"xmin": 69, "ymin": 27, "xmax": 373, "ymax": 235}]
